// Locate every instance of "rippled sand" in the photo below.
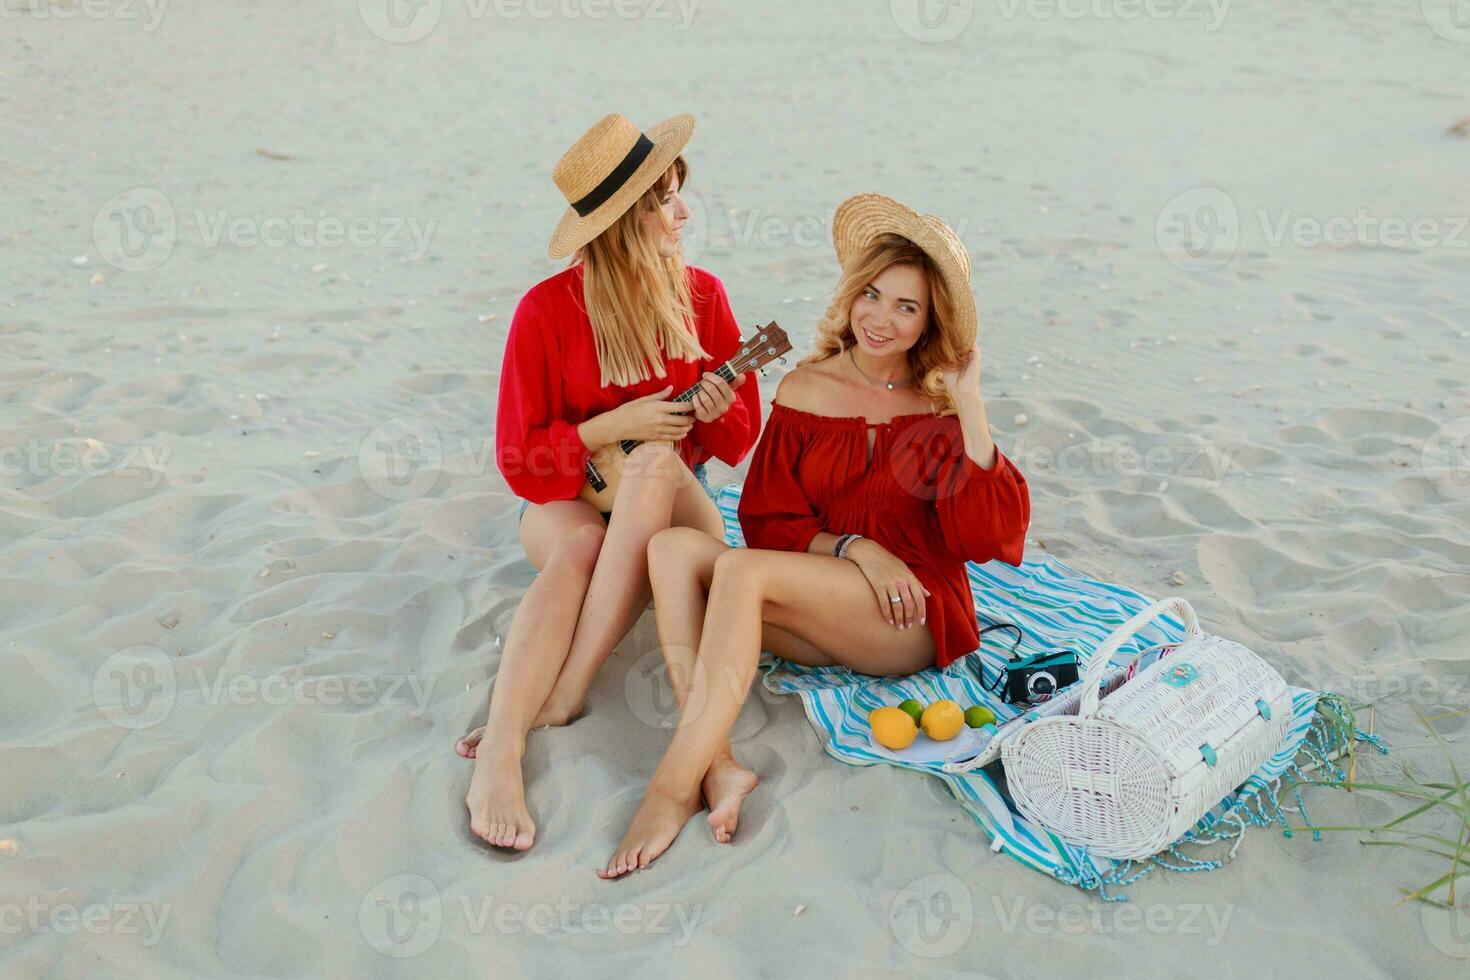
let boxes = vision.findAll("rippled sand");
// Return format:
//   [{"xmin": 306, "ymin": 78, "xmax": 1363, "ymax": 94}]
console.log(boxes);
[{"xmin": 2, "ymin": 2, "xmax": 1468, "ymax": 976}]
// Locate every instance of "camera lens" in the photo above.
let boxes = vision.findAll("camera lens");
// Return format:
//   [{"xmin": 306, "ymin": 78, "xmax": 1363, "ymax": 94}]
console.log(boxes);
[{"xmin": 1028, "ymin": 671, "xmax": 1057, "ymax": 700}]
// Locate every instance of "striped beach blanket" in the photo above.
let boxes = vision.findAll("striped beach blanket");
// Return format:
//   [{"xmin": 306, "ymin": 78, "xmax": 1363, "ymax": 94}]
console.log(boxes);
[{"xmin": 714, "ymin": 485, "xmax": 1362, "ymax": 899}]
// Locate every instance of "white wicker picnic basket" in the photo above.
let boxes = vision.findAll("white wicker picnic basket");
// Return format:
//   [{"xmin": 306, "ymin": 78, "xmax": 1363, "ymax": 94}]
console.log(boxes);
[{"xmin": 947, "ymin": 597, "xmax": 1292, "ymax": 860}]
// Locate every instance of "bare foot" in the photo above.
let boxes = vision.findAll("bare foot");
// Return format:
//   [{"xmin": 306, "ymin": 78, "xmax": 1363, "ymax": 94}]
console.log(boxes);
[
  {"xmin": 465, "ymin": 750, "xmax": 536, "ymax": 851},
  {"xmin": 702, "ymin": 757, "xmax": 757, "ymax": 844},
  {"xmin": 455, "ymin": 699, "xmax": 585, "ymax": 758},
  {"xmin": 597, "ymin": 786, "xmax": 700, "ymax": 879}
]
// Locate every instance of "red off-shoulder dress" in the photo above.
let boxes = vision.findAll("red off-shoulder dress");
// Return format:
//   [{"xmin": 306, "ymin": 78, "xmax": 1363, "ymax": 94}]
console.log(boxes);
[{"xmin": 737, "ymin": 403, "xmax": 1032, "ymax": 669}]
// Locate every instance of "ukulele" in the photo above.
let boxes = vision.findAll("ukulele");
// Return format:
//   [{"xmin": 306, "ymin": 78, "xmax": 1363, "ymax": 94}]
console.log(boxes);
[{"xmin": 580, "ymin": 322, "xmax": 792, "ymax": 513}]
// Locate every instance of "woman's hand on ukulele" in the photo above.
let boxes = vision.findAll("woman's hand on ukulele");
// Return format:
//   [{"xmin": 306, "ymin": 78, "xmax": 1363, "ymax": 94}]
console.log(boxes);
[
  {"xmin": 690, "ymin": 372, "xmax": 745, "ymax": 424},
  {"xmin": 595, "ymin": 386, "xmax": 695, "ymax": 444},
  {"xmin": 844, "ymin": 539, "xmax": 930, "ymax": 631}
]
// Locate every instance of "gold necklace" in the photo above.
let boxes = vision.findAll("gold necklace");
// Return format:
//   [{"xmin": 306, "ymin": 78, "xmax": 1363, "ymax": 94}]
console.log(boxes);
[{"xmin": 848, "ymin": 347, "xmax": 911, "ymax": 391}]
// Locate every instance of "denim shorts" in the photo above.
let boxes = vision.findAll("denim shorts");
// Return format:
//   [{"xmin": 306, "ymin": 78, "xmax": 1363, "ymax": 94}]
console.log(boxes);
[{"xmin": 517, "ymin": 462, "xmax": 715, "ymax": 523}]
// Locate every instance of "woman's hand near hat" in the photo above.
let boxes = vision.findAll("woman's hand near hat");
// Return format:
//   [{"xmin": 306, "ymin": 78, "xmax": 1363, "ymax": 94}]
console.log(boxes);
[
  {"xmin": 944, "ymin": 344, "xmax": 1000, "ymax": 470},
  {"xmin": 689, "ymin": 371, "xmax": 746, "ymax": 424},
  {"xmin": 941, "ymin": 343, "xmax": 984, "ymax": 403},
  {"xmin": 577, "ymin": 386, "xmax": 694, "ymax": 449}
]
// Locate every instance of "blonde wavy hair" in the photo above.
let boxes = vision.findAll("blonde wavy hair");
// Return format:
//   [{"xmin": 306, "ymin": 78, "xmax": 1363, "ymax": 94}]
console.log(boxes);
[
  {"xmin": 802, "ymin": 233, "xmax": 965, "ymax": 414},
  {"xmin": 575, "ymin": 157, "xmax": 707, "ymax": 388}
]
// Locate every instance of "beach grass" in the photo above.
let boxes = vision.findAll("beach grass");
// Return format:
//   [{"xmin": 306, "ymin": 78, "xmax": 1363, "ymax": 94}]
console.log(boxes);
[{"xmin": 1299, "ymin": 706, "xmax": 1469, "ymax": 910}]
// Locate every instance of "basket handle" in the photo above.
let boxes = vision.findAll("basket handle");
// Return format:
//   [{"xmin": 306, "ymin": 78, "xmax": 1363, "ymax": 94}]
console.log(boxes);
[{"xmin": 1078, "ymin": 596, "xmax": 1202, "ymax": 717}]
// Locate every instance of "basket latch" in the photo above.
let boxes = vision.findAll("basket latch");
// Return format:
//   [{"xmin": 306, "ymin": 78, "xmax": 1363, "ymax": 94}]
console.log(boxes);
[
  {"xmin": 1163, "ymin": 663, "xmax": 1199, "ymax": 688},
  {"xmin": 1063, "ymin": 768, "xmax": 1120, "ymax": 797},
  {"xmin": 1199, "ymin": 742, "xmax": 1217, "ymax": 767},
  {"xmin": 1255, "ymin": 698, "xmax": 1272, "ymax": 721}
]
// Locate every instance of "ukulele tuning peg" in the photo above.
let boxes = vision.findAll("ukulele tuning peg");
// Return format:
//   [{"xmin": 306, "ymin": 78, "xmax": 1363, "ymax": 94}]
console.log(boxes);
[{"xmin": 778, "ymin": 356, "xmax": 788, "ymax": 366}]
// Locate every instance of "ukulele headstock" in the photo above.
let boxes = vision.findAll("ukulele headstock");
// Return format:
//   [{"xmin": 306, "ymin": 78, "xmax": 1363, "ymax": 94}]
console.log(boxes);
[{"xmin": 730, "ymin": 322, "xmax": 794, "ymax": 377}]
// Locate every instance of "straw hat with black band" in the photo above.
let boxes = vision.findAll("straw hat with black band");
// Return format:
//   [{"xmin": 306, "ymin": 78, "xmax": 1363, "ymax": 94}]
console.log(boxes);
[
  {"xmin": 830, "ymin": 193, "xmax": 977, "ymax": 351},
  {"xmin": 547, "ymin": 113, "xmax": 695, "ymax": 260}
]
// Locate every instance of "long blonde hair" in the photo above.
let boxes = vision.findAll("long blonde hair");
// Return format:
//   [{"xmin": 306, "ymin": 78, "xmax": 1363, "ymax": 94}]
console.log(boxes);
[
  {"xmin": 802, "ymin": 233, "xmax": 965, "ymax": 414},
  {"xmin": 576, "ymin": 157, "xmax": 707, "ymax": 388}
]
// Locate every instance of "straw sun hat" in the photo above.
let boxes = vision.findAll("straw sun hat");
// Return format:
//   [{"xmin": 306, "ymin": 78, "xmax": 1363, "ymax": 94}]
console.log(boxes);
[
  {"xmin": 831, "ymin": 193, "xmax": 977, "ymax": 350},
  {"xmin": 547, "ymin": 112, "xmax": 695, "ymax": 259}
]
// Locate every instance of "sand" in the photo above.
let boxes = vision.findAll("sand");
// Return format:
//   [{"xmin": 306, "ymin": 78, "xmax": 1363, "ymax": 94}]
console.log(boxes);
[{"xmin": 2, "ymin": 1, "xmax": 1468, "ymax": 976}]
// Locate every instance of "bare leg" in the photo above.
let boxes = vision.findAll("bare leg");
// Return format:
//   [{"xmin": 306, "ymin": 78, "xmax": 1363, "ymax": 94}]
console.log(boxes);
[
  {"xmin": 646, "ymin": 527, "xmax": 759, "ymax": 844},
  {"xmin": 599, "ymin": 550, "xmax": 935, "ymax": 878},
  {"xmin": 539, "ymin": 444, "xmax": 716, "ymax": 719},
  {"xmin": 464, "ymin": 500, "xmax": 605, "ymax": 850},
  {"xmin": 452, "ymin": 452, "xmax": 717, "ymax": 758}
]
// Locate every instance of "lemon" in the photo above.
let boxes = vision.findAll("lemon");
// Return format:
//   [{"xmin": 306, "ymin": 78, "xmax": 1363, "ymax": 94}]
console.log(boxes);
[
  {"xmin": 964, "ymin": 705, "xmax": 996, "ymax": 729},
  {"xmin": 868, "ymin": 706, "xmax": 918, "ymax": 750},
  {"xmin": 919, "ymin": 699, "xmax": 965, "ymax": 741},
  {"xmin": 898, "ymin": 699, "xmax": 924, "ymax": 724}
]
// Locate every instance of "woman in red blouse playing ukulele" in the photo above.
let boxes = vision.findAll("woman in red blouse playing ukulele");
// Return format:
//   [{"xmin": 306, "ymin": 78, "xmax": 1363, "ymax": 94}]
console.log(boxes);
[
  {"xmin": 458, "ymin": 113, "xmax": 761, "ymax": 851},
  {"xmin": 599, "ymin": 194, "xmax": 1030, "ymax": 878}
]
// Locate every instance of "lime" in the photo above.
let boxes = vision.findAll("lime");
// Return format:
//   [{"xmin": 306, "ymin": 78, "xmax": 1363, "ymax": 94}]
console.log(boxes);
[
  {"xmin": 898, "ymin": 699, "xmax": 924, "ymax": 724},
  {"xmin": 964, "ymin": 705, "xmax": 997, "ymax": 728}
]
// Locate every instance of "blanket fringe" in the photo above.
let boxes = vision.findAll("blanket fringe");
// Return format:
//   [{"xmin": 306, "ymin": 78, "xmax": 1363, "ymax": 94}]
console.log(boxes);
[{"xmin": 1044, "ymin": 694, "xmax": 1387, "ymax": 901}]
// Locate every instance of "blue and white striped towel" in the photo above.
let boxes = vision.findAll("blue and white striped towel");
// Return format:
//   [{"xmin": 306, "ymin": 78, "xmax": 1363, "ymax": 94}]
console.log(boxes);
[{"xmin": 714, "ymin": 484, "xmax": 1340, "ymax": 898}]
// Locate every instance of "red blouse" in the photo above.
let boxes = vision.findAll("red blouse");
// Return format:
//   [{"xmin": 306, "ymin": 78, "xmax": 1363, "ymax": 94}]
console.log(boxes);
[
  {"xmin": 495, "ymin": 265, "xmax": 762, "ymax": 503},
  {"xmin": 737, "ymin": 403, "xmax": 1031, "ymax": 669}
]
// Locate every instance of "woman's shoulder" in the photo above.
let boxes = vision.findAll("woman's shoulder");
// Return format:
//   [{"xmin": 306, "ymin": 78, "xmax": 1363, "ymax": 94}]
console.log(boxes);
[
  {"xmin": 685, "ymin": 264, "xmax": 722, "ymax": 289},
  {"xmin": 684, "ymin": 265, "xmax": 732, "ymax": 311},
  {"xmin": 520, "ymin": 265, "xmax": 583, "ymax": 307},
  {"xmin": 772, "ymin": 359, "xmax": 842, "ymax": 414},
  {"xmin": 511, "ymin": 266, "xmax": 586, "ymax": 339}
]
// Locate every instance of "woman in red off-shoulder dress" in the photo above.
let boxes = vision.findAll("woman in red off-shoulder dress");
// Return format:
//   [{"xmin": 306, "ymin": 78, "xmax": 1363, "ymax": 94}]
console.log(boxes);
[{"xmin": 600, "ymin": 194, "xmax": 1030, "ymax": 879}]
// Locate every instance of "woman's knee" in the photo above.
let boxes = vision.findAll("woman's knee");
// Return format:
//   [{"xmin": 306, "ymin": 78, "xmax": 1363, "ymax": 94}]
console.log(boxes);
[
  {"xmin": 647, "ymin": 526, "xmax": 701, "ymax": 567},
  {"xmin": 550, "ymin": 522, "xmax": 605, "ymax": 573},
  {"xmin": 711, "ymin": 548, "xmax": 765, "ymax": 595},
  {"xmin": 620, "ymin": 443, "xmax": 679, "ymax": 494}
]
